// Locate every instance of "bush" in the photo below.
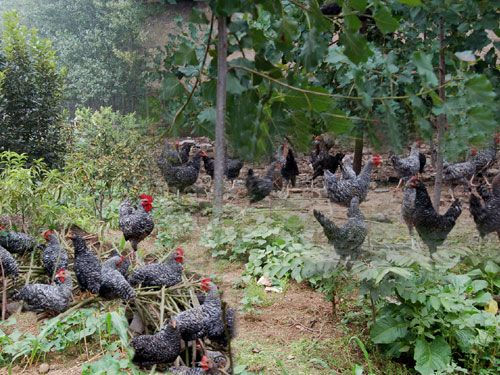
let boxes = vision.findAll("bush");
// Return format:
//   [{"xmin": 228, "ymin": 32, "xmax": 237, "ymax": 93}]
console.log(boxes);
[{"xmin": 0, "ymin": 12, "xmax": 66, "ymax": 168}]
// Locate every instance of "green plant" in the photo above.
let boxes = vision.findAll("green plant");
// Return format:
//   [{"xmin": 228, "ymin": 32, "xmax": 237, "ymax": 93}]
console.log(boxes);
[
  {"xmin": 0, "ymin": 11, "xmax": 66, "ymax": 168},
  {"xmin": 201, "ymin": 213, "xmax": 320, "ymax": 283},
  {"xmin": 240, "ymin": 280, "xmax": 273, "ymax": 314},
  {"xmin": 0, "ymin": 307, "xmax": 129, "ymax": 366},
  {"xmin": 355, "ymin": 256, "xmax": 500, "ymax": 375}
]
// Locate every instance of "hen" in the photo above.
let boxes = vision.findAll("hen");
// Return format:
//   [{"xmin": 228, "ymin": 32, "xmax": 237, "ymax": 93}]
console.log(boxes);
[
  {"xmin": 340, "ymin": 155, "xmax": 356, "ymax": 180},
  {"xmin": 162, "ymin": 150, "xmax": 206, "ymax": 192},
  {"xmin": 169, "ymin": 356, "xmax": 215, "ymax": 375},
  {"xmin": 119, "ymin": 194, "xmax": 154, "ymax": 254},
  {"xmin": 128, "ymin": 247, "xmax": 184, "ymax": 288},
  {"xmin": 0, "ymin": 244, "xmax": 19, "ymax": 278},
  {"xmin": 245, "ymin": 162, "xmax": 278, "ymax": 203},
  {"xmin": 401, "ymin": 178, "xmax": 417, "ymax": 248},
  {"xmin": 131, "ymin": 320, "xmax": 181, "ymax": 367},
  {"xmin": 0, "ymin": 228, "xmax": 38, "ymax": 254},
  {"xmin": 102, "ymin": 249, "xmax": 130, "ymax": 277},
  {"xmin": 313, "ymin": 197, "xmax": 367, "ymax": 261},
  {"xmin": 13, "ymin": 269, "xmax": 72, "ymax": 313},
  {"xmin": 469, "ymin": 173, "xmax": 500, "ymax": 239},
  {"xmin": 41, "ymin": 230, "xmax": 69, "ymax": 278},
  {"xmin": 389, "ymin": 142, "xmax": 421, "ymax": 188},
  {"xmin": 324, "ymin": 155, "xmax": 382, "ymax": 208},
  {"xmin": 409, "ymin": 177, "xmax": 462, "ymax": 255},
  {"xmin": 72, "ymin": 235, "xmax": 102, "ymax": 294},
  {"xmin": 158, "ymin": 140, "xmax": 194, "ymax": 169},
  {"xmin": 202, "ymin": 154, "xmax": 244, "ymax": 189},
  {"xmin": 99, "ymin": 255, "xmax": 135, "ymax": 301},
  {"xmin": 442, "ymin": 158, "xmax": 476, "ymax": 193},
  {"xmin": 470, "ymin": 134, "xmax": 500, "ymax": 173},
  {"xmin": 312, "ymin": 152, "xmax": 345, "ymax": 183}
]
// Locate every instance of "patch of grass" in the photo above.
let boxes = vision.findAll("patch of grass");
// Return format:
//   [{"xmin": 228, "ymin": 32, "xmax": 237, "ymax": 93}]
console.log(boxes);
[{"xmin": 241, "ymin": 281, "xmax": 274, "ymax": 314}]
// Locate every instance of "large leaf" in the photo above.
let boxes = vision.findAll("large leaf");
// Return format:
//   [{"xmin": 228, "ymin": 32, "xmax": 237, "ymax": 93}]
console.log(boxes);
[
  {"xmin": 397, "ymin": 0, "xmax": 422, "ymax": 5},
  {"xmin": 465, "ymin": 75, "xmax": 496, "ymax": 102},
  {"xmin": 414, "ymin": 337, "xmax": 451, "ymax": 375},
  {"xmin": 371, "ymin": 316, "xmax": 408, "ymax": 344},
  {"xmin": 173, "ymin": 43, "xmax": 198, "ymax": 66},
  {"xmin": 299, "ymin": 28, "xmax": 328, "ymax": 71},
  {"xmin": 412, "ymin": 52, "xmax": 438, "ymax": 86},
  {"xmin": 374, "ymin": 6, "xmax": 399, "ymax": 34},
  {"xmin": 159, "ymin": 74, "xmax": 185, "ymax": 100},
  {"xmin": 339, "ymin": 32, "xmax": 373, "ymax": 64}
]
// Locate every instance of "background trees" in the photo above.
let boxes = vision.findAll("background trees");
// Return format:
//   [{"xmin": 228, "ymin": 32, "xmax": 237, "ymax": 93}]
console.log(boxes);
[{"xmin": 0, "ymin": 12, "xmax": 65, "ymax": 168}]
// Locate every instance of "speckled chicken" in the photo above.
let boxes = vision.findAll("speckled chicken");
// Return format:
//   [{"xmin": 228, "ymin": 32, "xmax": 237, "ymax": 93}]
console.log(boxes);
[
  {"xmin": 119, "ymin": 194, "xmax": 154, "ymax": 253},
  {"xmin": 102, "ymin": 249, "xmax": 130, "ymax": 277},
  {"xmin": 442, "ymin": 159, "xmax": 476, "ymax": 192},
  {"xmin": 313, "ymin": 197, "xmax": 367, "ymax": 261},
  {"xmin": 409, "ymin": 178, "xmax": 462, "ymax": 254},
  {"xmin": 207, "ymin": 306, "xmax": 236, "ymax": 347},
  {"xmin": 158, "ymin": 140, "xmax": 194, "ymax": 171},
  {"xmin": 0, "ymin": 245, "xmax": 19, "ymax": 278},
  {"xmin": 401, "ymin": 177, "xmax": 419, "ymax": 249},
  {"xmin": 390, "ymin": 142, "xmax": 421, "ymax": 187},
  {"xmin": 99, "ymin": 256, "xmax": 135, "ymax": 301},
  {"xmin": 0, "ymin": 228, "xmax": 38, "ymax": 254},
  {"xmin": 470, "ymin": 134, "xmax": 500, "ymax": 173},
  {"xmin": 41, "ymin": 230, "xmax": 69, "ymax": 278},
  {"xmin": 469, "ymin": 173, "xmax": 500, "ymax": 239},
  {"xmin": 72, "ymin": 235, "xmax": 102, "ymax": 294},
  {"xmin": 131, "ymin": 320, "xmax": 181, "ymax": 367},
  {"xmin": 340, "ymin": 155, "xmax": 356, "ymax": 180},
  {"xmin": 13, "ymin": 269, "xmax": 72, "ymax": 313},
  {"xmin": 128, "ymin": 247, "xmax": 184, "ymax": 287},
  {"xmin": 162, "ymin": 151, "xmax": 206, "ymax": 192},
  {"xmin": 169, "ymin": 356, "xmax": 215, "ymax": 374},
  {"xmin": 324, "ymin": 155, "xmax": 382, "ymax": 207},
  {"xmin": 246, "ymin": 162, "xmax": 278, "ymax": 203}
]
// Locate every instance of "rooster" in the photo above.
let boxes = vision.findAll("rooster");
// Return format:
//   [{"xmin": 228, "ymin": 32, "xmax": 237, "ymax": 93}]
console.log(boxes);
[
  {"xmin": 0, "ymin": 228, "xmax": 38, "ymax": 254},
  {"xmin": 246, "ymin": 162, "xmax": 279, "ymax": 204},
  {"xmin": 409, "ymin": 177, "xmax": 462, "ymax": 255},
  {"xmin": 119, "ymin": 194, "xmax": 154, "ymax": 255},
  {"xmin": 313, "ymin": 197, "xmax": 367, "ymax": 261},
  {"xmin": 324, "ymin": 155, "xmax": 382, "ymax": 209},
  {"xmin": 13, "ymin": 269, "xmax": 72, "ymax": 313},
  {"xmin": 280, "ymin": 142, "xmax": 299, "ymax": 188},
  {"xmin": 389, "ymin": 142, "xmax": 422, "ymax": 188},
  {"xmin": 161, "ymin": 150, "xmax": 207, "ymax": 193},
  {"xmin": 72, "ymin": 235, "xmax": 102, "ymax": 294},
  {"xmin": 469, "ymin": 173, "xmax": 500, "ymax": 240},
  {"xmin": 0, "ymin": 245, "xmax": 19, "ymax": 278},
  {"xmin": 128, "ymin": 247, "xmax": 184, "ymax": 288},
  {"xmin": 131, "ymin": 320, "xmax": 181, "ymax": 368},
  {"xmin": 41, "ymin": 230, "xmax": 68, "ymax": 279},
  {"xmin": 99, "ymin": 255, "xmax": 135, "ymax": 301}
]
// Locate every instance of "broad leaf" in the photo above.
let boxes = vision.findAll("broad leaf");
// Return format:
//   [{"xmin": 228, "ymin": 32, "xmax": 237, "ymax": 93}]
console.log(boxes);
[
  {"xmin": 414, "ymin": 337, "xmax": 451, "ymax": 375},
  {"xmin": 397, "ymin": 0, "xmax": 422, "ymax": 5},
  {"xmin": 371, "ymin": 316, "xmax": 408, "ymax": 344},
  {"xmin": 339, "ymin": 32, "xmax": 373, "ymax": 64},
  {"xmin": 412, "ymin": 52, "xmax": 438, "ymax": 86},
  {"xmin": 374, "ymin": 6, "xmax": 399, "ymax": 34}
]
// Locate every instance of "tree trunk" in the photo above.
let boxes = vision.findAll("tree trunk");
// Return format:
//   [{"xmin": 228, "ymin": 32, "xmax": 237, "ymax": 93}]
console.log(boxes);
[
  {"xmin": 213, "ymin": 16, "xmax": 228, "ymax": 217},
  {"xmin": 353, "ymin": 130, "xmax": 364, "ymax": 175},
  {"xmin": 433, "ymin": 17, "xmax": 446, "ymax": 213}
]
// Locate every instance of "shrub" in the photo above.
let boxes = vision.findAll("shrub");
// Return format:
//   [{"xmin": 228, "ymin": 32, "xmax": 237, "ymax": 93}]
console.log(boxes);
[{"xmin": 0, "ymin": 11, "xmax": 66, "ymax": 168}]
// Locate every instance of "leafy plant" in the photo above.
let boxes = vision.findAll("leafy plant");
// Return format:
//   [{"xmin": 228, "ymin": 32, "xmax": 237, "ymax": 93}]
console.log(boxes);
[
  {"xmin": 0, "ymin": 307, "xmax": 129, "ymax": 367},
  {"xmin": 201, "ymin": 212, "xmax": 320, "ymax": 282},
  {"xmin": 240, "ymin": 280, "xmax": 273, "ymax": 314},
  {"xmin": 355, "ymin": 255, "xmax": 500, "ymax": 375}
]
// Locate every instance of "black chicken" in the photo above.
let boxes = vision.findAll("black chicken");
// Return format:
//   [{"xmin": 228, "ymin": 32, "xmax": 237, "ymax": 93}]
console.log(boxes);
[
  {"xmin": 401, "ymin": 178, "xmax": 417, "ymax": 248},
  {"xmin": 246, "ymin": 162, "xmax": 278, "ymax": 203},
  {"xmin": 41, "ymin": 230, "xmax": 69, "ymax": 278},
  {"xmin": 0, "ymin": 244, "xmax": 19, "ymax": 278},
  {"xmin": 225, "ymin": 158, "xmax": 244, "ymax": 188},
  {"xmin": 13, "ymin": 269, "xmax": 72, "ymax": 313},
  {"xmin": 72, "ymin": 235, "xmax": 102, "ymax": 294},
  {"xmin": 119, "ymin": 194, "xmax": 154, "ymax": 254},
  {"xmin": 320, "ymin": 2, "xmax": 341, "ymax": 15},
  {"xmin": 131, "ymin": 320, "xmax": 181, "ymax": 367},
  {"xmin": 280, "ymin": 142, "xmax": 299, "ymax": 196},
  {"xmin": 469, "ymin": 173, "xmax": 500, "ymax": 240},
  {"xmin": 99, "ymin": 256, "xmax": 135, "ymax": 301},
  {"xmin": 409, "ymin": 177, "xmax": 463, "ymax": 255},
  {"xmin": 312, "ymin": 152, "xmax": 345, "ymax": 182},
  {"xmin": 0, "ymin": 228, "xmax": 38, "ymax": 254},
  {"xmin": 128, "ymin": 247, "xmax": 184, "ymax": 287},
  {"xmin": 162, "ymin": 150, "xmax": 207, "ymax": 192},
  {"xmin": 158, "ymin": 140, "xmax": 194, "ymax": 170},
  {"xmin": 313, "ymin": 197, "xmax": 367, "ymax": 261}
]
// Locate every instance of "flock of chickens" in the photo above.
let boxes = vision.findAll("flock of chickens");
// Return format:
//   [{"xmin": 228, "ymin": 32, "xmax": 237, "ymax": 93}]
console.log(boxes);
[
  {"xmin": 0, "ymin": 195, "xmax": 235, "ymax": 373},
  {"xmin": 1, "ymin": 133, "xmax": 499, "ymax": 372}
]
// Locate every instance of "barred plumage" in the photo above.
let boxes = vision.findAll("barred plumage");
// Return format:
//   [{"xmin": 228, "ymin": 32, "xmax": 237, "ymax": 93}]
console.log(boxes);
[
  {"xmin": 131, "ymin": 321, "xmax": 181, "ymax": 367},
  {"xmin": 42, "ymin": 232, "xmax": 69, "ymax": 278},
  {"xmin": 128, "ymin": 248, "xmax": 183, "ymax": 288},
  {"xmin": 72, "ymin": 235, "xmax": 102, "ymax": 294},
  {"xmin": 0, "ymin": 245, "xmax": 19, "ymax": 278}
]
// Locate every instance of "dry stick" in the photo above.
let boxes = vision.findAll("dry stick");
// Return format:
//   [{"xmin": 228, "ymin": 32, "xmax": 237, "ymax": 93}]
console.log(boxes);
[
  {"xmin": 159, "ymin": 286, "xmax": 166, "ymax": 328},
  {"xmin": 1, "ymin": 260, "xmax": 7, "ymax": 320}
]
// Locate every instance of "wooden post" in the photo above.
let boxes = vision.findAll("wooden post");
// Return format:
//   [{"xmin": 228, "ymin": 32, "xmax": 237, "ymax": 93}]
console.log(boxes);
[
  {"xmin": 433, "ymin": 17, "xmax": 446, "ymax": 212},
  {"xmin": 213, "ymin": 16, "xmax": 228, "ymax": 217}
]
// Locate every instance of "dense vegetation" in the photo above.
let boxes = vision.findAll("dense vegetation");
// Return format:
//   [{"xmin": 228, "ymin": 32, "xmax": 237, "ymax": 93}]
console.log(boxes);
[{"xmin": 0, "ymin": 0, "xmax": 499, "ymax": 374}]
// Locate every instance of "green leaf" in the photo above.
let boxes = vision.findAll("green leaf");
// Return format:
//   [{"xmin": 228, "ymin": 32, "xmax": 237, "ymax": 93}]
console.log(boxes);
[
  {"xmin": 160, "ymin": 74, "xmax": 185, "ymax": 100},
  {"xmin": 173, "ymin": 42, "xmax": 198, "ymax": 66},
  {"xmin": 227, "ymin": 72, "xmax": 247, "ymax": 94},
  {"xmin": 465, "ymin": 75, "xmax": 496, "ymax": 102},
  {"xmin": 321, "ymin": 110, "xmax": 353, "ymax": 134},
  {"xmin": 350, "ymin": 0, "xmax": 368, "ymax": 11},
  {"xmin": 455, "ymin": 50, "xmax": 476, "ymax": 62},
  {"xmin": 396, "ymin": 0, "xmax": 422, "ymax": 5},
  {"xmin": 300, "ymin": 28, "xmax": 328, "ymax": 71},
  {"xmin": 339, "ymin": 32, "xmax": 373, "ymax": 64},
  {"xmin": 189, "ymin": 7, "xmax": 209, "ymax": 24},
  {"xmin": 198, "ymin": 107, "xmax": 216, "ymax": 125},
  {"xmin": 345, "ymin": 15, "xmax": 362, "ymax": 32},
  {"xmin": 371, "ymin": 316, "xmax": 408, "ymax": 344},
  {"xmin": 374, "ymin": 6, "xmax": 399, "ymax": 34},
  {"xmin": 412, "ymin": 52, "xmax": 438, "ymax": 86},
  {"xmin": 484, "ymin": 261, "xmax": 500, "ymax": 276},
  {"xmin": 414, "ymin": 337, "xmax": 451, "ymax": 375}
]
